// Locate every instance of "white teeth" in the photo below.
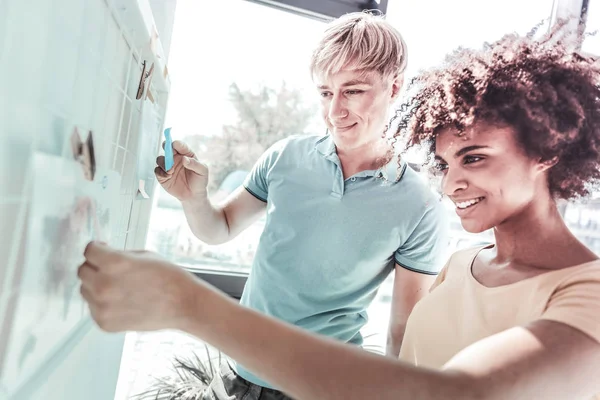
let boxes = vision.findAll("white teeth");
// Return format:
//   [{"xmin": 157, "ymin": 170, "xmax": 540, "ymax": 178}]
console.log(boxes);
[{"xmin": 456, "ymin": 198, "xmax": 483, "ymax": 209}]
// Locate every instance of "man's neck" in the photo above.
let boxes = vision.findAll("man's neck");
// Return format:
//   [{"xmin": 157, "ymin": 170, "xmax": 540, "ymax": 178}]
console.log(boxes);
[{"xmin": 336, "ymin": 139, "xmax": 392, "ymax": 179}]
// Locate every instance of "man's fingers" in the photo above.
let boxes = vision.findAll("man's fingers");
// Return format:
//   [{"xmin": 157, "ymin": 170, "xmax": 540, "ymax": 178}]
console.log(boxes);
[
  {"xmin": 172, "ymin": 140, "xmax": 195, "ymax": 157},
  {"xmin": 156, "ymin": 155, "xmax": 178, "ymax": 176},
  {"xmin": 156, "ymin": 155, "xmax": 166, "ymax": 171},
  {"xmin": 162, "ymin": 139, "xmax": 191, "ymax": 157},
  {"xmin": 182, "ymin": 156, "xmax": 209, "ymax": 176},
  {"xmin": 161, "ymin": 140, "xmax": 176, "ymax": 152},
  {"xmin": 154, "ymin": 166, "xmax": 169, "ymax": 181}
]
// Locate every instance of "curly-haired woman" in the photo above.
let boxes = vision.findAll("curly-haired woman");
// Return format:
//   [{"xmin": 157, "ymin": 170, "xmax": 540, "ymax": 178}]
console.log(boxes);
[{"xmin": 78, "ymin": 24, "xmax": 600, "ymax": 400}]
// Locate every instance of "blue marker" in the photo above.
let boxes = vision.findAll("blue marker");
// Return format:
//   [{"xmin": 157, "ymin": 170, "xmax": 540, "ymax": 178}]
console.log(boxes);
[{"xmin": 164, "ymin": 127, "xmax": 174, "ymax": 171}]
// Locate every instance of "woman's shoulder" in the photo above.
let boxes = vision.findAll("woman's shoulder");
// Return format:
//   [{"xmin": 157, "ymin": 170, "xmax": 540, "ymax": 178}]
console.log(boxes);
[
  {"xmin": 429, "ymin": 244, "xmax": 493, "ymax": 291},
  {"xmin": 549, "ymin": 258, "xmax": 600, "ymax": 286},
  {"xmin": 542, "ymin": 259, "xmax": 600, "ymax": 344},
  {"xmin": 447, "ymin": 243, "xmax": 494, "ymax": 271}
]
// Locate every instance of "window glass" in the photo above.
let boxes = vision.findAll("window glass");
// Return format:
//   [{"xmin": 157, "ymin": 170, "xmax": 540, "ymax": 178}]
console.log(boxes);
[{"xmin": 145, "ymin": 0, "xmax": 326, "ymax": 274}]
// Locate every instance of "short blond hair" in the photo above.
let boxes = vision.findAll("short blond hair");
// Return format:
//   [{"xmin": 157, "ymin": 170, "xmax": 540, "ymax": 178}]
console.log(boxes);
[{"xmin": 310, "ymin": 12, "xmax": 408, "ymax": 80}]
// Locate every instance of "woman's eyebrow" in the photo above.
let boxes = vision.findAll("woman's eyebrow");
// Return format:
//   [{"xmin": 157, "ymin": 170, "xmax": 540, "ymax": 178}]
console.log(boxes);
[{"xmin": 454, "ymin": 145, "xmax": 489, "ymax": 158}]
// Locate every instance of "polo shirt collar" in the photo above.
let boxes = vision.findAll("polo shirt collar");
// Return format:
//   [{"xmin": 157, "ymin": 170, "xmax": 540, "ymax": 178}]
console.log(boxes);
[
  {"xmin": 314, "ymin": 134, "xmax": 406, "ymax": 182},
  {"xmin": 315, "ymin": 134, "xmax": 336, "ymax": 157},
  {"xmin": 377, "ymin": 154, "xmax": 406, "ymax": 182}
]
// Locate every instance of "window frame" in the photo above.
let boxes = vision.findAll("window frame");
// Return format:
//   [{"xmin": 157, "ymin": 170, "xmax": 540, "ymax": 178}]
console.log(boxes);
[
  {"xmin": 550, "ymin": 0, "xmax": 592, "ymax": 51},
  {"xmin": 242, "ymin": 0, "xmax": 388, "ymax": 21},
  {"xmin": 189, "ymin": 269, "xmax": 248, "ymax": 300}
]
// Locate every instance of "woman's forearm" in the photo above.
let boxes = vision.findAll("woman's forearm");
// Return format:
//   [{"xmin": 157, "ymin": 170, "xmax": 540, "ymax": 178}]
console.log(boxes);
[{"xmin": 180, "ymin": 280, "xmax": 473, "ymax": 400}]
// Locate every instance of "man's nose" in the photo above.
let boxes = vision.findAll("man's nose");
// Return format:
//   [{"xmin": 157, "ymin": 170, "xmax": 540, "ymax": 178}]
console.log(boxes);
[{"xmin": 328, "ymin": 94, "xmax": 348, "ymax": 122}]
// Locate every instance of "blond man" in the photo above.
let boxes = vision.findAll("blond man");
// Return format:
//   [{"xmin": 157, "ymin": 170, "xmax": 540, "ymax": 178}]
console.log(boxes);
[{"xmin": 152, "ymin": 11, "xmax": 448, "ymax": 399}]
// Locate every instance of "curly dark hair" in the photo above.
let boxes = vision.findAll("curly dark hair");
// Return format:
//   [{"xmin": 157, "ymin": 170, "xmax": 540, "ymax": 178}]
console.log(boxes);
[{"xmin": 392, "ymin": 21, "xmax": 600, "ymax": 200}]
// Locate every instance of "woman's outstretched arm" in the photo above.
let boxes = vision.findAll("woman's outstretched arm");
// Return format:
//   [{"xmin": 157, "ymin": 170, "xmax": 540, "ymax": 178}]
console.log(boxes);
[
  {"xmin": 79, "ymin": 243, "xmax": 600, "ymax": 400},
  {"xmin": 182, "ymin": 282, "xmax": 600, "ymax": 400}
]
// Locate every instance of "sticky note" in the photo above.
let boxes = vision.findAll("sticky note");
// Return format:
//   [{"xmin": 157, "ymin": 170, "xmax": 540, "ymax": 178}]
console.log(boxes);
[{"xmin": 164, "ymin": 127, "xmax": 174, "ymax": 171}]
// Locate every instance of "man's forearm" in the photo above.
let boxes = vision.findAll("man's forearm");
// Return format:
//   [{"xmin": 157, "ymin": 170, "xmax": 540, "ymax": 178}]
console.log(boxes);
[
  {"xmin": 181, "ymin": 196, "xmax": 230, "ymax": 245},
  {"xmin": 180, "ymin": 280, "xmax": 474, "ymax": 400}
]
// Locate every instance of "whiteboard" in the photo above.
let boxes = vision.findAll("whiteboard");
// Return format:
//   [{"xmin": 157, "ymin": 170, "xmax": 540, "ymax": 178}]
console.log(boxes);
[{"xmin": 0, "ymin": 0, "xmax": 173, "ymax": 398}]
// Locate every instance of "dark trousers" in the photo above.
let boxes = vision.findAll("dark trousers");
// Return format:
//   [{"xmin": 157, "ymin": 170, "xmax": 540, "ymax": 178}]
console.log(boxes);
[{"xmin": 202, "ymin": 362, "xmax": 295, "ymax": 400}]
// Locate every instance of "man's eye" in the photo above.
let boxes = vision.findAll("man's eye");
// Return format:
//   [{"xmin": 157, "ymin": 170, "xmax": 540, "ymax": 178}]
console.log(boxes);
[
  {"xmin": 320, "ymin": 92, "xmax": 332, "ymax": 98},
  {"xmin": 346, "ymin": 90, "xmax": 363, "ymax": 95}
]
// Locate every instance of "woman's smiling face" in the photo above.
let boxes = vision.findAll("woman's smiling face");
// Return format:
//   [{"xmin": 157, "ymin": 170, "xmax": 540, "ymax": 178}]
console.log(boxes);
[{"xmin": 434, "ymin": 122, "xmax": 552, "ymax": 233}]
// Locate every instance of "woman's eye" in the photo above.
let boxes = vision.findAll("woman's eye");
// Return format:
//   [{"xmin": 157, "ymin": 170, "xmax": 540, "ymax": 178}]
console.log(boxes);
[
  {"xmin": 433, "ymin": 162, "xmax": 448, "ymax": 173},
  {"xmin": 463, "ymin": 155, "xmax": 483, "ymax": 165}
]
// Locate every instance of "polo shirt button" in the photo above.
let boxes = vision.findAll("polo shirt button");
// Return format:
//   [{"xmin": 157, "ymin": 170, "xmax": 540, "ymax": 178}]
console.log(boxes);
[{"xmin": 350, "ymin": 177, "xmax": 356, "ymax": 182}]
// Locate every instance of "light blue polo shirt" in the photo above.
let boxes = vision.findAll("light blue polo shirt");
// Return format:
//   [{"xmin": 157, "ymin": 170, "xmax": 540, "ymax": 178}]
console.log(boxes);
[{"xmin": 236, "ymin": 134, "xmax": 449, "ymax": 387}]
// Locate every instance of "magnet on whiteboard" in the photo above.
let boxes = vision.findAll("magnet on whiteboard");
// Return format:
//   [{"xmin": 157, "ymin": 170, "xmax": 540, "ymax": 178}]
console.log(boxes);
[{"xmin": 138, "ymin": 179, "xmax": 150, "ymax": 199}]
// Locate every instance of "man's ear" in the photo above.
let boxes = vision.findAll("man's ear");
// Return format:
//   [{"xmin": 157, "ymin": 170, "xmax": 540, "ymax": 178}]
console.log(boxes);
[{"xmin": 391, "ymin": 74, "xmax": 404, "ymax": 101}]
